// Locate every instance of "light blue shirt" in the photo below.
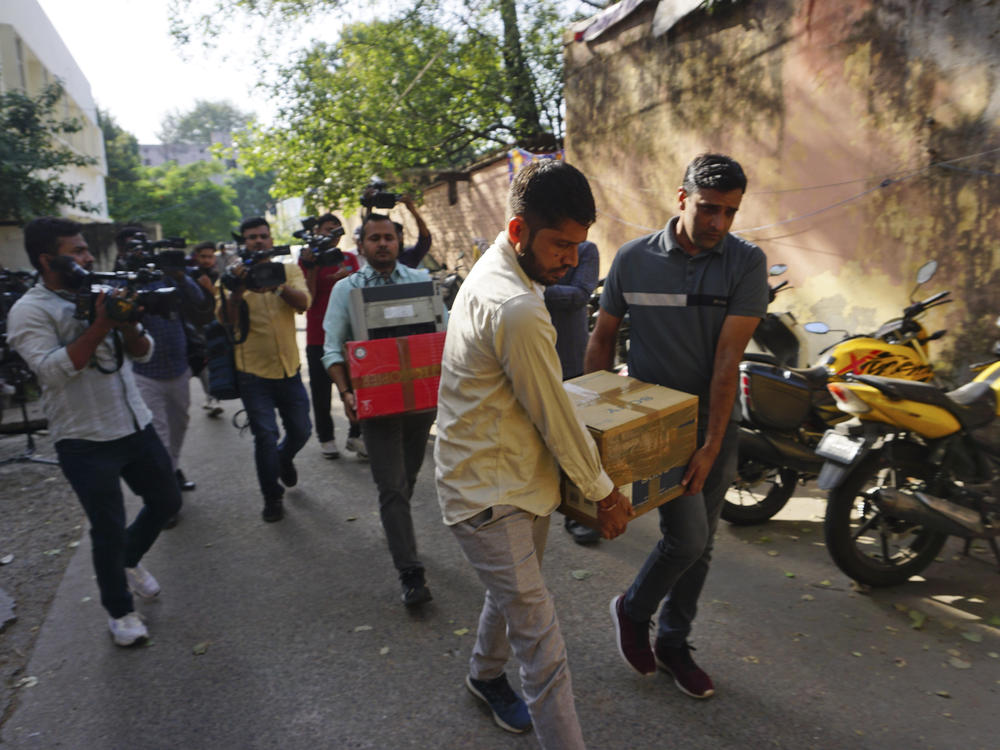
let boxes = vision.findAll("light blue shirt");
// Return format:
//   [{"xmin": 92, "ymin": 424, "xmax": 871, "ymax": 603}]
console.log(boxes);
[{"xmin": 321, "ymin": 262, "xmax": 446, "ymax": 369}]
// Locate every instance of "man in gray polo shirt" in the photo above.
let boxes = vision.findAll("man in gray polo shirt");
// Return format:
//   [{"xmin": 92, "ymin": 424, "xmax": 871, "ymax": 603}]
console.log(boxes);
[{"xmin": 585, "ymin": 153, "xmax": 767, "ymax": 699}]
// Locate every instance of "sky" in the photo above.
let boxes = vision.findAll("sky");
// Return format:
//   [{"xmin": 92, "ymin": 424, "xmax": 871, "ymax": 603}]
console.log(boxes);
[{"xmin": 34, "ymin": 0, "xmax": 336, "ymax": 144}]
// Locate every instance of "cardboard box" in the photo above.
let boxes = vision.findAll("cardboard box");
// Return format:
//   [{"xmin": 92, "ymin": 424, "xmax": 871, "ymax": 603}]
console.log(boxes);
[
  {"xmin": 346, "ymin": 331, "xmax": 446, "ymax": 419},
  {"xmin": 558, "ymin": 371, "xmax": 698, "ymax": 529}
]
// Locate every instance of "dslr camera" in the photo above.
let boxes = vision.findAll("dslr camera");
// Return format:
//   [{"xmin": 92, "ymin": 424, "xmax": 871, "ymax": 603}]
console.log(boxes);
[
  {"xmin": 360, "ymin": 178, "xmax": 401, "ymax": 210},
  {"xmin": 220, "ymin": 244, "xmax": 292, "ymax": 292},
  {"xmin": 50, "ymin": 257, "xmax": 180, "ymax": 324},
  {"xmin": 293, "ymin": 216, "xmax": 345, "ymax": 269}
]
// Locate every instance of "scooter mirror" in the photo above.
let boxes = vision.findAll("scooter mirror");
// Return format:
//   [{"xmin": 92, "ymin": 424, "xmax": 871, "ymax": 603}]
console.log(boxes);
[
  {"xmin": 915, "ymin": 260, "xmax": 938, "ymax": 285},
  {"xmin": 804, "ymin": 322, "xmax": 830, "ymax": 334},
  {"xmin": 768, "ymin": 263, "xmax": 787, "ymax": 276}
]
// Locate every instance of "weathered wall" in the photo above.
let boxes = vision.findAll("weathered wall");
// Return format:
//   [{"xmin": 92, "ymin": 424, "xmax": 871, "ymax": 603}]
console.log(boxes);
[{"xmin": 565, "ymin": 0, "xmax": 1000, "ymax": 379}]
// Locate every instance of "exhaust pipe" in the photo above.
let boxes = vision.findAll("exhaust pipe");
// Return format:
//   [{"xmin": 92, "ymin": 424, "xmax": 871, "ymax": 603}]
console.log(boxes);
[{"xmin": 872, "ymin": 488, "xmax": 989, "ymax": 537}]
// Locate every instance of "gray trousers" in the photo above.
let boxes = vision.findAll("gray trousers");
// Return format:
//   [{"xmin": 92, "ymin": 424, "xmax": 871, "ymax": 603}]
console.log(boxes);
[
  {"xmin": 451, "ymin": 505, "xmax": 585, "ymax": 750},
  {"xmin": 134, "ymin": 368, "xmax": 191, "ymax": 471}
]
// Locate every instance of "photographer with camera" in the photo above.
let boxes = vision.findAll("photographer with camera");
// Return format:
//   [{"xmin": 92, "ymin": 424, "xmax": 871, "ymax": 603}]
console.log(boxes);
[
  {"xmin": 6, "ymin": 217, "xmax": 181, "ymax": 647},
  {"xmin": 361, "ymin": 183, "xmax": 432, "ymax": 269},
  {"xmin": 122, "ymin": 237, "xmax": 215, "ymax": 510},
  {"xmin": 189, "ymin": 241, "xmax": 225, "ymax": 418},
  {"xmin": 221, "ymin": 217, "xmax": 311, "ymax": 523},
  {"xmin": 296, "ymin": 213, "xmax": 361, "ymax": 460}
]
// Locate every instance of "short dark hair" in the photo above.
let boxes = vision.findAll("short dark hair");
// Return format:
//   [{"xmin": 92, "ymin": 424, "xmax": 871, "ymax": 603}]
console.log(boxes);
[
  {"xmin": 360, "ymin": 212, "xmax": 394, "ymax": 237},
  {"xmin": 191, "ymin": 241, "xmax": 216, "ymax": 254},
  {"xmin": 115, "ymin": 225, "xmax": 144, "ymax": 252},
  {"xmin": 316, "ymin": 213, "xmax": 341, "ymax": 227},
  {"xmin": 239, "ymin": 216, "xmax": 270, "ymax": 235},
  {"xmin": 507, "ymin": 160, "xmax": 596, "ymax": 230},
  {"xmin": 24, "ymin": 216, "xmax": 83, "ymax": 271},
  {"xmin": 682, "ymin": 154, "xmax": 748, "ymax": 195}
]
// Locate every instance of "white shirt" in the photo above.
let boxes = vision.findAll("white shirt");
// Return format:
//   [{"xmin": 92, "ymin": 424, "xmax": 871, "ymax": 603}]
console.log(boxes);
[
  {"xmin": 434, "ymin": 231, "xmax": 614, "ymax": 525},
  {"xmin": 7, "ymin": 285, "xmax": 154, "ymax": 443}
]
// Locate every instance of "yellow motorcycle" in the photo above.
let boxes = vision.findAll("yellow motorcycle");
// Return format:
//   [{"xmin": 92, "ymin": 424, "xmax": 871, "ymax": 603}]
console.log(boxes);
[{"xmin": 814, "ymin": 323, "xmax": 1000, "ymax": 585}]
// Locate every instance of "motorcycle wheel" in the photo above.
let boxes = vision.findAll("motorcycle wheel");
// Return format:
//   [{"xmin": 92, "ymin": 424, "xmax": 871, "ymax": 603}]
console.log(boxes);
[
  {"xmin": 824, "ymin": 443, "xmax": 948, "ymax": 587},
  {"xmin": 723, "ymin": 466, "xmax": 798, "ymax": 525}
]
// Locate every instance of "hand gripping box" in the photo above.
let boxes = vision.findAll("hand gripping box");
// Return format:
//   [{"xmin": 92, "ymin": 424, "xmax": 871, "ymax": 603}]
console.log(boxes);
[
  {"xmin": 346, "ymin": 331, "xmax": 447, "ymax": 419},
  {"xmin": 559, "ymin": 371, "xmax": 698, "ymax": 529}
]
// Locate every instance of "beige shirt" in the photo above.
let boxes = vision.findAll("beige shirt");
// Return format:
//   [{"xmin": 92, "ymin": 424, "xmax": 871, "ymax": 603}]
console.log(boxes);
[
  {"xmin": 222, "ymin": 262, "xmax": 310, "ymax": 379},
  {"xmin": 434, "ymin": 231, "xmax": 614, "ymax": 525}
]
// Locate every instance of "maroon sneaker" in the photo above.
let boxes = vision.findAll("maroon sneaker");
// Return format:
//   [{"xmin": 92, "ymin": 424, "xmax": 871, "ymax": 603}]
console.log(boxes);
[
  {"xmin": 609, "ymin": 595, "xmax": 655, "ymax": 675},
  {"xmin": 654, "ymin": 641, "xmax": 715, "ymax": 698}
]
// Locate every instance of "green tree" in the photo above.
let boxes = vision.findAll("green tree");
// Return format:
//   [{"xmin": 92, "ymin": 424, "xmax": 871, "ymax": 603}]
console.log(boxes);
[
  {"xmin": 0, "ymin": 81, "xmax": 100, "ymax": 225},
  {"xmin": 97, "ymin": 108, "xmax": 151, "ymax": 222},
  {"xmin": 157, "ymin": 99, "xmax": 252, "ymax": 145},
  {"xmin": 127, "ymin": 161, "xmax": 241, "ymax": 242},
  {"xmin": 228, "ymin": 168, "xmax": 277, "ymax": 218}
]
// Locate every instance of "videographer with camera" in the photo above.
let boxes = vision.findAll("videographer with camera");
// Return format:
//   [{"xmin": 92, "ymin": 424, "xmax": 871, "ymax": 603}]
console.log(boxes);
[
  {"xmin": 189, "ymin": 241, "xmax": 225, "ymax": 418},
  {"xmin": 118, "ymin": 235, "xmax": 216, "ymax": 509},
  {"xmin": 296, "ymin": 213, "xmax": 360, "ymax": 460},
  {"xmin": 361, "ymin": 182, "xmax": 433, "ymax": 269},
  {"xmin": 221, "ymin": 216, "xmax": 311, "ymax": 523},
  {"xmin": 6, "ymin": 217, "xmax": 181, "ymax": 647}
]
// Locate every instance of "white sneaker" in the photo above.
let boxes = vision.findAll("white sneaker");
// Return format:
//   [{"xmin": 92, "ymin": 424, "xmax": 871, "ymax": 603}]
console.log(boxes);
[
  {"xmin": 320, "ymin": 440, "xmax": 340, "ymax": 459},
  {"xmin": 345, "ymin": 436, "xmax": 368, "ymax": 460},
  {"xmin": 125, "ymin": 564, "xmax": 160, "ymax": 599},
  {"xmin": 108, "ymin": 612, "xmax": 148, "ymax": 646}
]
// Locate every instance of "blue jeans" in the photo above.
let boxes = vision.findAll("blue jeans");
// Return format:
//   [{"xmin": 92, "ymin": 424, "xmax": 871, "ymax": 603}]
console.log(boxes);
[
  {"xmin": 361, "ymin": 410, "xmax": 436, "ymax": 575},
  {"xmin": 55, "ymin": 425, "xmax": 182, "ymax": 618},
  {"xmin": 623, "ymin": 421, "xmax": 739, "ymax": 646},
  {"xmin": 237, "ymin": 371, "xmax": 312, "ymax": 501}
]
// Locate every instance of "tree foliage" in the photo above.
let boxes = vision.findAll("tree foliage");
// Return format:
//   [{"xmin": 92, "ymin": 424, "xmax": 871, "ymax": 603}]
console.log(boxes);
[
  {"xmin": 98, "ymin": 108, "xmax": 146, "ymax": 222},
  {"xmin": 0, "ymin": 82, "xmax": 100, "ymax": 225},
  {"xmin": 157, "ymin": 98, "xmax": 252, "ymax": 145}
]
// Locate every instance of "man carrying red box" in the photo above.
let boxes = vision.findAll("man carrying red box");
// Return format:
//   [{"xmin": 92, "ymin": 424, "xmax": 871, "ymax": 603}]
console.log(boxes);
[{"xmin": 321, "ymin": 212, "xmax": 444, "ymax": 607}]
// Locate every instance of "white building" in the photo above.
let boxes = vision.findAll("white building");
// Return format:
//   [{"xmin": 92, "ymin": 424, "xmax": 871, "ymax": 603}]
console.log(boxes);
[{"xmin": 0, "ymin": 0, "xmax": 108, "ymax": 269}]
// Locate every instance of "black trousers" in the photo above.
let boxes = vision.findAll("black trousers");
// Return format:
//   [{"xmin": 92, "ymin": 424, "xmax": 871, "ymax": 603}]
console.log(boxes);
[{"xmin": 306, "ymin": 344, "xmax": 359, "ymax": 443}]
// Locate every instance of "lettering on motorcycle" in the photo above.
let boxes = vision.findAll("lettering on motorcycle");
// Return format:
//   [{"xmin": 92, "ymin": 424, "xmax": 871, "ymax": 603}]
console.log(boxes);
[{"xmin": 836, "ymin": 349, "xmax": 933, "ymax": 380}]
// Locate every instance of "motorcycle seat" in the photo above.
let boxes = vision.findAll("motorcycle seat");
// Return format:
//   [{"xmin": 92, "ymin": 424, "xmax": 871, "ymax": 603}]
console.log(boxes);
[
  {"xmin": 852, "ymin": 374, "xmax": 996, "ymax": 430},
  {"xmin": 786, "ymin": 365, "xmax": 829, "ymax": 387}
]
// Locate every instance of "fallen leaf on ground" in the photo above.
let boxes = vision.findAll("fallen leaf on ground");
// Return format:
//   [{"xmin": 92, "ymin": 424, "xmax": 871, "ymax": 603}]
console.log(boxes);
[
  {"xmin": 453, "ymin": 628, "xmax": 470, "ymax": 636},
  {"xmin": 851, "ymin": 581, "xmax": 871, "ymax": 594},
  {"xmin": 767, "ymin": 550, "xmax": 780, "ymax": 557},
  {"xmin": 743, "ymin": 655, "xmax": 759, "ymax": 663},
  {"xmin": 784, "ymin": 571, "xmax": 795, "ymax": 578},
  {"xmin": 379, "ymin": 646, "xmax": 390, "ymax": 656},
  {"xmin": 0, "ymin": 554, "xmax": 12, "ymax": 565},
  {"xmin": 961, "ymin": 631, "xmax": 983, "ymax": 643},
  {"xmin": 819, "ymin": 580, "xmax": 832, "ymax": 587},
  {"xmin": 987, "ymin": 615, "xmax": 1000, "ymax": 627},
  {"xmin": 756, "ymin": 536, "xmax": 772, "ymax": 543},
  {"xmin": 935, "ymin": 690, "xmax": 951, "ymax": 698},
  {"xmin": 571, "ymin": 569, "xmax": 593, "ymax": 580},
  {"xmin": 852, "ymin": 651, "xmax": 862, "ymax": 657},
  {"xmin": 346, "ymin": 516, "xmax": 357, "ymax": 522},
  {"xmin": 948, "ymin": 657, "xmax": 972, "ymax": 670},
  {"xmin": 354, "ymin": 625, "xmax": 373, "ymax": 632},
  {"xmin": 43, "ymin": 549, "xmax": 61, "ymax": 556},
  {"xmin": 988, "ymin": 652, "xmax": 999, "ymax": 659},
  {"xmin": 909, "ymin": 610, "xmax": 927, "ymax": 629},
  {"xmin": 885, "ymin": 626, "xmax": 898, "ymax": 633},
  {"xmin": 15, "ymin": 676, "xmax": 38, "ymax": 688},
  {"xmin": 893, "ymin": 603, "xmax": 908, "ymax": 613},
  {"xmin": 68, "ymin": 541, "xmax": 79, "ymax": 548},
  {"xmin": 947, "ymin": 648, "xmax": 962, "ymax": 657},
  {"xmin": 894, "ymin": 657, "xmax": 906, "ymax": 667},
  {"xmin": 192, "ymin": 642, "xmax": 209, "ymax": 655},
  {"xmin": 801, "ymin": 594, "xmax": 815, "ymax": 601}
]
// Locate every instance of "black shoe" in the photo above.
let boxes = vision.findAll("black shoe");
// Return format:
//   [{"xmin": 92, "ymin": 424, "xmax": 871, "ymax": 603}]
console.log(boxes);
[
  {"xmin": 565, "ymin": 518, "xmax": 601, "ymax": 545},
  {"xmin": 279, "ymin": 460, "xmax": 298, "ymax": 488},
  {"xmin": 262, "ymin": 499, "xmax": 284, "ymax": 523},
  {"xmin": 175, "ymin": 469, "xmax": 196, "ymax": 492},
  {"xmin": 400, "ymin": 568, "xmax": 432, "ymax": 607}
]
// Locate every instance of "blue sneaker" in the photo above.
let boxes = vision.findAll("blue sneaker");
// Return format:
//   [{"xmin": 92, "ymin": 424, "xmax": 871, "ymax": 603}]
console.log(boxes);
[{"xmin": 465, "ymin": 673, "xmax": 532, "ymax": 734}]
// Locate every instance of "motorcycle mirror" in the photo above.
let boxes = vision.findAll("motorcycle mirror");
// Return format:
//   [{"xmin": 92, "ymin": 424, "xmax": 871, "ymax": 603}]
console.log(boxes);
[
  {"xmin": 768, "ymin": 263, "xmax": 787, "ymax": 276},
  {"xmin": 457, "ymin": 251, "xmax": 466, "ymax": 260},
  {"xmin": 915, "ymin": 260, "xmax": 938, "ymax": 285},
  {"xmin": 804, "ymin": 321, "xmax": 830, "ymax": 334}
]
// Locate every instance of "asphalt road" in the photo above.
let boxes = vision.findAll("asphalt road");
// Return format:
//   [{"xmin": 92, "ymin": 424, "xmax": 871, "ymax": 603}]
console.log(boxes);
[{"xmin": 2, "ymin": 382, "xmax": 998, "ymax": 750}]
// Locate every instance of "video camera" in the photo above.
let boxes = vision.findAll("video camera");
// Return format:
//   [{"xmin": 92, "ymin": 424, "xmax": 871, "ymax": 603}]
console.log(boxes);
[
  {"xmin": 360, "ymin": 178, "xmax": 401, "ymax": 210},
  {"xmin": 293, "ymin": 216, "xmax": 345, "ymax": 269},
  {"xmin": 219, "ymin": 243, "xmax": 292, "ymax": 292},
  {"xmin": 121, "ymin": 232, "xmax": 188, "ymax": 272},
  {"xmin": 50, "ymin": 257, "xmax": 180, "ymax": 324}
]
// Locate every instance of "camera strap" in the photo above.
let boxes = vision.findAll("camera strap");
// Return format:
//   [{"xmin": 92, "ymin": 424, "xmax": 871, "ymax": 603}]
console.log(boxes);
[
  {"xmin": 91, "ymin": 330, "xmax": 125, "ymax": 374},
  {"xmin": 218, "ymin": 284, "xmax": 249, "ymax": 346}
]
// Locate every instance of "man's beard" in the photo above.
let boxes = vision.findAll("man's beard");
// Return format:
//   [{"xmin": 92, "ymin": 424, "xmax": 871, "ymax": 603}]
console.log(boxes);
[{"xmin": 516, "ymin": 233, "xmax": 560, "ymax": 287}]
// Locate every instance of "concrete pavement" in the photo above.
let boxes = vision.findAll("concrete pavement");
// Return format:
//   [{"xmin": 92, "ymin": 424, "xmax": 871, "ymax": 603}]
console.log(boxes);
[{"xmin": 2, "ymin": 386, "xmax": 999, "ymax": 749}]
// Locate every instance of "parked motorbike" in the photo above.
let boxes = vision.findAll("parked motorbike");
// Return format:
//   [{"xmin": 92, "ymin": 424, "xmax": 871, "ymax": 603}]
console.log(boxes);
[
  {"xmin": 814, "ymin": 318, "xmax": 1000, "ymax": 586},
  {"xmin": 724, "ymin": 261, "xmax": 950, "ymax": 525},
  {"xmin": 744, "ymin": 264, "xmax": 812, "ymax": 369},
  {"xmin": 438, "ymin": 252, "xmax": 467, "ymax": 310}
]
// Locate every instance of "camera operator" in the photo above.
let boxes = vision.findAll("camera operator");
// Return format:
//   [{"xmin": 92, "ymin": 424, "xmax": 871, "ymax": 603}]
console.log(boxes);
[
  {"xmin": 361, "ymin": 186, "xmax": 432, "ymax": 269},
  {"xmin": 126, "ymin": 242, "xmax": 215, "ymax": 511},
  {"xmin": 222, "ymin": 217, "xmax": 311, "ymax": 523},
  {"xmin": 6, "ymin": 217, "xmax": 181, "ymax": 647},
  {"xmin": 189, "ymin": 241, "xmax": 224, "ymax": 418},
  {"xmin": 297, "ymin": 213, "xmax": 361, "ymax": 460}
]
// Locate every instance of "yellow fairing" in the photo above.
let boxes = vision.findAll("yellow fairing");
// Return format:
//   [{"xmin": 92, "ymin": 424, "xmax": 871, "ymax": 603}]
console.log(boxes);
[
  {"xmin": 847, "ymin": 384, "xmax": 961, "ymax": 438},
  {"xmin": 826, "ymin": 338, "xmax": 933, "ymax": 381},
  {"xmin": 973, "ymin": 361, "xmax": 1000, "ymax": 416}
]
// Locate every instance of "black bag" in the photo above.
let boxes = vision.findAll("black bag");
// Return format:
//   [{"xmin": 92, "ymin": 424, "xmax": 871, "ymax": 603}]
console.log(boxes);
[{"xmin": 203, "ymin": 320, "xmax": 239, "ymax": 400}]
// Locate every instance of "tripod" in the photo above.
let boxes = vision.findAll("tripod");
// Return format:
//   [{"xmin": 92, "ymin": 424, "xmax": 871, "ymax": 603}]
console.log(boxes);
[{"xmin": 0, "ymin": 387, "xmax": 57, "ymax": 467}]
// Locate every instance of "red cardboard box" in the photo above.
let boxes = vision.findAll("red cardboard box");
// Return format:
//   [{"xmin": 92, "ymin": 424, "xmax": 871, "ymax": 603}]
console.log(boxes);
[{"xmin": 346, "ymin": 331, "xmax": 446, "ymax": 419}]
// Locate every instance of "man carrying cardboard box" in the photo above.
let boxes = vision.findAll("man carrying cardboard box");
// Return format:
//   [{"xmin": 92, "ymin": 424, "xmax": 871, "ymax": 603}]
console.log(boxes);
[
  {"xmin": 586, "ymin": 153, "xmax": 768, "ymax": 699},
  {"xmin": 435, "ymin": 160, "xmax": 632, "ymax": 749}
]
